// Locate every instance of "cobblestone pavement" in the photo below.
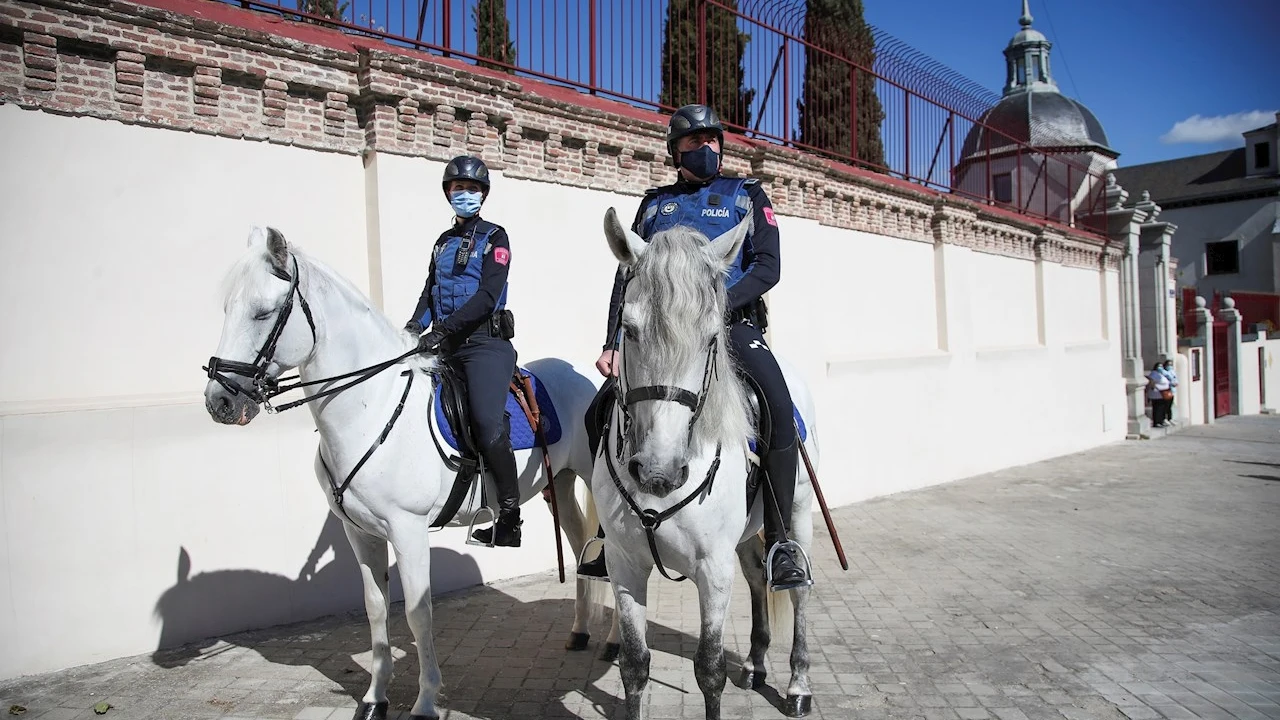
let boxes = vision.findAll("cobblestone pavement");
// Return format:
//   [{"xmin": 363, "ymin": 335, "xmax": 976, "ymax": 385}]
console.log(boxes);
[{"xmin": 3, "ymin": 416, "xmax": 1279, "ymax": 720}]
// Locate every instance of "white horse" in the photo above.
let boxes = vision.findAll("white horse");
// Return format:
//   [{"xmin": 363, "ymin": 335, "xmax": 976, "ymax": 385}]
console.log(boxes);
[
  {"xmin": 592, "ymin": 209, "xmax": 818, "ymax": 719},
  {"xmin": 203, "ymin": 227, "xmax": 604, "ymax": 720}
]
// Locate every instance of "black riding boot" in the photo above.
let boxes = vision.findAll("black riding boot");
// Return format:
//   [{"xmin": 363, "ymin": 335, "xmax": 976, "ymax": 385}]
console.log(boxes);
[
  {"xmin": 576, "ymin": 526, "xmax": 609, "ymax": 580},
  {"xmin": 762, "ymin": 439, "xmax": 809, "ymax": 591},
  {"xmin": 584, "ymin": 378, "xmax": 617, "ymax": 458},
  {"xmin": 471, "ymin": 436, "xmax": 522, "ymax": 547}
]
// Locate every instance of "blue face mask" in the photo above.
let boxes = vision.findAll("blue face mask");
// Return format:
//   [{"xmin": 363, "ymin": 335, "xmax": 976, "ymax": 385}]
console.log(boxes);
[
  {"xmin": 450, "ymin": 191, "xmax": 483, "ymax": 218},
  {"xmin": 679, "ymin": 144, "xmax": 721, "ymax": 180}
]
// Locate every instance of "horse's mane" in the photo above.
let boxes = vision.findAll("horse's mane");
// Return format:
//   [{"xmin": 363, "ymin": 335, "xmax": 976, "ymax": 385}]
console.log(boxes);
[
  {"xmin": 628, "ymin": 227, "xmax": 753, "ymax": 449},
  {"xmin": 221, "ymin": 242, "xmax": 435, "ymax": 373}
]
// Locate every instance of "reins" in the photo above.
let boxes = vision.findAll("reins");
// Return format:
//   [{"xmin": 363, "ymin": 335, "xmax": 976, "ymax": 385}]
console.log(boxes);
[{"xmin": 203, "ymin": 253, "xmax": 429, "ymax": 529}]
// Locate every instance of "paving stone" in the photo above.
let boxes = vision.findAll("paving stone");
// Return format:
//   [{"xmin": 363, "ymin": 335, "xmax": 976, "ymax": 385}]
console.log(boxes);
[{"xmin": 1, "ymin": 417, "xmax": 1278, "ymax": 719}]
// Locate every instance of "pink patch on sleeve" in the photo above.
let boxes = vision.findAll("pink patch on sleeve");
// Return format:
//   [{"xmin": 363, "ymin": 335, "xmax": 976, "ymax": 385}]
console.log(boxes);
[
  {"xmin": 763, "ymin": 207, "xmax": 778, "ymax": 226},
  {"xmin": 493, "ymin": 247, "xmax": 510, "ymax": 265}
]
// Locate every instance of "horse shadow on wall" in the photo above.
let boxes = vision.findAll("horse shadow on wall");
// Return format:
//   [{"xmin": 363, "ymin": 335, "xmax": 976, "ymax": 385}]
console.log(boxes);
[
  {"xmin": 151, "ymin": 510, "xmax": 413, "ymax": 663},
  {"xmin": 149, "ymin": 512, "xmax": 724, "ymax": 718}
]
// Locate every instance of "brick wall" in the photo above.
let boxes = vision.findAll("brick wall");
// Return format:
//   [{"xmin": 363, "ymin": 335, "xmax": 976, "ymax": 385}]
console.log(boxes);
[{"xmin": 0, "ymin": 0, "xmax": 1122, "ymax": 270}]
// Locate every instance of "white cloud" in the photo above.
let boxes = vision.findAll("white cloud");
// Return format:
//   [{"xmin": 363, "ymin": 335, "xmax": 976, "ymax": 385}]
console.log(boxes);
[{"xmin": 1160, "ymin": 110, "xmax": 1277, "ymax": 145}]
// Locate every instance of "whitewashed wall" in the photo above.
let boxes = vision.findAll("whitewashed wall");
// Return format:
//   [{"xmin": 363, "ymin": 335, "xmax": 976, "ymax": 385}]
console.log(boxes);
[
  {"xmin": 768, "ymin": 221, "xmax": 1124, "ymax": 506},
  {"xmin": 1240, "ymin": 337, "xmax": 1263, "ymax": 417},
  {"xmin": 1175, "ymin": 349, "xmax": 1206, "ymax": 425},
  {"xmin": 0, "ymin": 105, "xmax": 1125, "ymax": 679},
  {"xmin": 1238, "ymin": 335, "xmax": 1280, "ymax": 417},
  {"xmin": 1262, "ymin": 338, "xmax": 1280, "ymax": 414}
]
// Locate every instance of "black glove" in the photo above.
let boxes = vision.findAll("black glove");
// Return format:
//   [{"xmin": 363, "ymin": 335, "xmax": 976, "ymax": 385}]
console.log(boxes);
[
  {"xmin": 417, "ymin": 329, "xmax": 447, "ymax": 354},
  {"xmin": 404, "ymin": 320, "xmax": 425, "ymax": 335}
]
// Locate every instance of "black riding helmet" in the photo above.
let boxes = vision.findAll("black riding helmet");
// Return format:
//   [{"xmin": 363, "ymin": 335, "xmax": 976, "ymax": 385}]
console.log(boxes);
[
  {"xmin": 666, "ymin": 104, "xmax": 725, "ymax": 166},
  {"xmin": 442, "ymin": 155, "xmax": 491, "ymax": 198}
]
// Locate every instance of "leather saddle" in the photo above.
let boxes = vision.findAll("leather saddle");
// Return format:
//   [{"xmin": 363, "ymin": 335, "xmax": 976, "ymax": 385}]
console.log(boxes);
[{"xmin": 427, "ymin": 362, "xmax": 547, "ymax": 528}]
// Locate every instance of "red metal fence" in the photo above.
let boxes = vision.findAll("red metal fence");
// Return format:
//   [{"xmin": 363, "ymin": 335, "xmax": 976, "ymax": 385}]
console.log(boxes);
[
  {"xmin": 1229, "ymin": 292, "xmax": 1280, "ymax": 333},
  {"xmin": 1183, "ymin": 288, "xmax": 1280, "ymax": 337},
  {"xmin": 226, "ymin": 0, "xmax": 1110, "ymax": 236}
]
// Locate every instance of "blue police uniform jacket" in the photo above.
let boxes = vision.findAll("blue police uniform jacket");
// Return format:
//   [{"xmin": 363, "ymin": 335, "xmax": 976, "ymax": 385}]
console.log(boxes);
[
  {"xmin": 425, "ymin": 220, "xmax": 508, "ymax": 326},
  {"xmin": 638, "ymin": 176, "xmax": 757, "ymax": 288}
]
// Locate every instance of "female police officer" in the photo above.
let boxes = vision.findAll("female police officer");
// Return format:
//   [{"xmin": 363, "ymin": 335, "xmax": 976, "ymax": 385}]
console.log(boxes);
[
  {"xmin": 578, "ymin": 104, "xmax": 811, "ymax": 591},
  {"xmin": 405, "ymin": 155, "xmax": 522, "ymax": 547}
]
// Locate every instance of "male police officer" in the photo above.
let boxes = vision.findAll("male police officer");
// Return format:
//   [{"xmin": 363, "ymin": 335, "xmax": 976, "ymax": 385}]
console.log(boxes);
[
  {"xmin": 579, "ymin": 104, "xmax": 811, "ymax": 591},
  {"xmin": 407, "ymin": 156, "xmax": 522, "ymax": 547}
]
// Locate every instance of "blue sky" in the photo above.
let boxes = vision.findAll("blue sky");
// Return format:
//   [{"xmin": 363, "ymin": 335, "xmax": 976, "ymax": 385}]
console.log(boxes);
[{"xmin": 863, "ymin": 0, "xmax": 1279, "ymax": 168}]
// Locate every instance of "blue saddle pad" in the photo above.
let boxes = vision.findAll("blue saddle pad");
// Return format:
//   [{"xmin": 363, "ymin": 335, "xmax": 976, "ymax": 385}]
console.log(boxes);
[
  {"xmin": 748, "ymin": 405, "xmax": 808, "ymax": 454},
  {"xmin": 432, "ymin": 368, "xmax": 562, "ymax": 452}
]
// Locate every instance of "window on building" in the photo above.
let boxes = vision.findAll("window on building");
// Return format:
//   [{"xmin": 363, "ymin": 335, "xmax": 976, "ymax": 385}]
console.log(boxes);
[
  {"xmin": 1205, "ymin": 240, "xmax": 1239, "ymax": 275},
  {"xmin": 992, "ymin": 173, "xmax": 1013, "ymax": 203},
  {"xmin": 1015, "ymin": 58, "xmax": 1026, "ymax": 85},
  {"xmin": 1255, "ymin": 141, "xmax": 1272, "ymax": 169}
]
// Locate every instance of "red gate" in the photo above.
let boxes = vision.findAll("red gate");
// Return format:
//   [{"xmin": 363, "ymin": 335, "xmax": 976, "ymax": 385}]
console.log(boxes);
[{"xmin": 1213, "ymin": 321, "xmax": 1231, "ymax": 417}]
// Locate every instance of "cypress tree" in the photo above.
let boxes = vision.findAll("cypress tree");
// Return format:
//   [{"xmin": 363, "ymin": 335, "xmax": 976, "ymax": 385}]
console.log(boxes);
[
  {"xmin": 797, "ymin": 0, "xmax": 885, "ymax": 168},
  {"xmin": 474, "ymin": 0, "xmax": 516, "ymax": 73},
  {"xmin": 300, "ymin": 0, "xmax": 347, "ymax": 23},
  {"xmin": 659, "ymin": 0, "xmax": 755, "ymax": 129}
]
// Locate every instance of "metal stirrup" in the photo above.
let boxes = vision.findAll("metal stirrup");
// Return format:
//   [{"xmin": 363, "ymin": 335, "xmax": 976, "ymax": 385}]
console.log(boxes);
[
  {"xmin": 464, "ymin": 456, "xmax": 497, "ymax": 547},
  {"xmin": 764, "ymin": 539, "xmax": 814, "ymax": 592},
  {"xmin": 575, "ymin": 536, "xmax": 609, "ymax": 582}
]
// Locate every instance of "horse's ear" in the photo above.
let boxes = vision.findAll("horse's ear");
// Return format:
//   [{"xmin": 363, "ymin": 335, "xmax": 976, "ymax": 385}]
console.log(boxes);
[
  {"xmin": 177, "ymin": 547, "xmax": 191, "ymax": 583},
  {"xmin": 604, "ymin": 207, "xmax": 647, "ymax": 267},
  {"xmin": 265, "ymin": 227, "xmax": 289, "ymax": 270},
  {"xmin": 247, "ymin": 225, "xmax": 268, "ymax": 248},
  {"xmin": 706, "ymin": 213, "xmax": 751, "ymax": 269}
]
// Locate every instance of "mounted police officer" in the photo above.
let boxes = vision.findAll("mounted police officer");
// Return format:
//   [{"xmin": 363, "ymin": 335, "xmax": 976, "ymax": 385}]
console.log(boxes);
[
  {"xmin": 406, "ymin": 155, "xmax": 522, "ymax": 547},
  {"xmin": 578, "ymin": 104, "xmax": 811, "ymax": 592}
]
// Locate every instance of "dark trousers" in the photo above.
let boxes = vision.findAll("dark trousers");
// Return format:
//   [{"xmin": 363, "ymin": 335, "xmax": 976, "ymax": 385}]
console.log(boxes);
[
  {"xmin": 446, "ymin": 333, "xmax": 520, "ymax": 510},
  {"xmin": 727, "ymin": 321, "xmax": 796, "ymax": 451},
  {"xmin": 1149, "ymin": 397, "xmax": 1170, "ymax": 426},
  {"xmin": 728, "ymin": 320, "xmax": 798, "ymax": 545}
]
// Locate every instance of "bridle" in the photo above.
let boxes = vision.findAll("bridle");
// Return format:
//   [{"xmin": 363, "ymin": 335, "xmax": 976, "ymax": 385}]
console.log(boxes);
[
  {"xmin": 203, "ymin": 255, "xmax": 419, "ymax": 414},
  {"xmin": 602, "ymin": 273, "xmax": 724, "ymax": 582},
  {"xmin": 202, "ymin": 253, "xmax": 422, "ymax": 527},
  {"xmin": 204, "ymin": 256, "xmax": 316, "ymax": 408},
  {"xmin": 611, "ymin": 274, "xmax": 720, "ymax": 461}
]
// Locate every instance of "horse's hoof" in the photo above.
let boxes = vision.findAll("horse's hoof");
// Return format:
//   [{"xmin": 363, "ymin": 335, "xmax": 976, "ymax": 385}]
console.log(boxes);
[
  {"xmin": 600, "ymin": 641, "xmax": 620, "ymax": 662},
  {"xmin": 353, "ymin": 701, "xmax": 389, "ymax": 720},
  {"xmin": 735, "ymin": 667, "xmax": 767, "ymax": 689},
  {"xmin": 783, "ymin": 694, "xmax": 812, "ymax": 717},
  {"xmin": 565, "ymin": 632, "xmax": 590, "ymax": 651}
]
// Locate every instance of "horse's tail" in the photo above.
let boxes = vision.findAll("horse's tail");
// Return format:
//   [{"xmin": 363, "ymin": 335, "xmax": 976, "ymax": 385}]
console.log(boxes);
[
  {"xmin": 767, "ymin": 578, "xmax": 795, "ymax": 643},
  {"xmin": 578, "ymin": 479, "xmax": 612, "ymax": 623},
  {"xmin": 558, "ymin": 471, "xmax": 611, "ymax": 624}
]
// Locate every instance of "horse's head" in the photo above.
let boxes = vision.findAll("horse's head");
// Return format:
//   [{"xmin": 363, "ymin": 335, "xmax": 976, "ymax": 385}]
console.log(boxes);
[
  {"xmin": 603, "ymin": 207, "xmax": 753, "ymax": 496},
  {"xmin": 204, "ymin": 226, "xmax": 316, "ymax": 425}
]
